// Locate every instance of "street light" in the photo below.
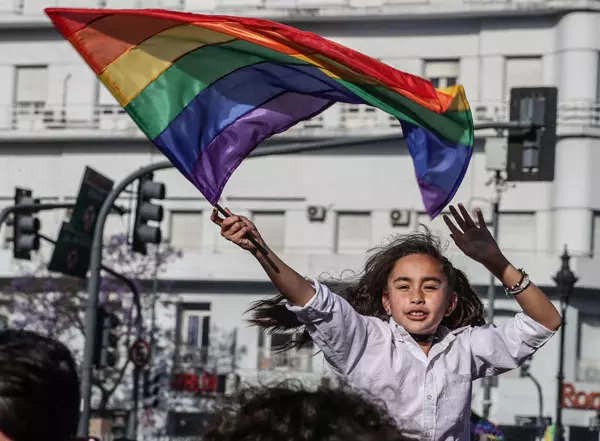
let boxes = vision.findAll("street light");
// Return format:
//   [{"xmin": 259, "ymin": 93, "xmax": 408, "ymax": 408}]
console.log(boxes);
[{"xmin": 553, "ymin": 245, "xmax": 578, "ymax": 441}]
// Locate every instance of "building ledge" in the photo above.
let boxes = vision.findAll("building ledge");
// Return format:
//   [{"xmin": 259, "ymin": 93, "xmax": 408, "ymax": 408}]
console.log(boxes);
[{"xmin": 1, "ymin": 0, "xmax": 600, "ymax": 29}]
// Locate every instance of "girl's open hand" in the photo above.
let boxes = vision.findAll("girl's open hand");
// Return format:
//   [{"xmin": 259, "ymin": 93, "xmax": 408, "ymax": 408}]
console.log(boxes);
[
  {"xmin": 442, "ymin": 203, "xmax": 503, "ymax": 266},
  {"xmin": 211, "ymin": 208, "xmax": 265, "ymax": 253}
]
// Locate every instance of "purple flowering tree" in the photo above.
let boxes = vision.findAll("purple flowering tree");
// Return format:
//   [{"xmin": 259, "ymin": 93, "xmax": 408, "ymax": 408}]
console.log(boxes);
[{"xmin": 5, "ymin": 233, "xmax": 182, "ymax": 411}]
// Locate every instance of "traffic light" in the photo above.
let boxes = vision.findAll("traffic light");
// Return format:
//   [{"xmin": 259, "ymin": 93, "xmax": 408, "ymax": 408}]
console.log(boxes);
[
  {"xmin": 110, "ymin": 410, "xmax": 129, "ymax": 441},
  {"xmin": 132, "ymin": 173, "xmax": 166, "ymax": 255},
  {"xmin": 12, "ymin": 188, "xmax": 40, "ymax": 260},
  {"xmin": 93, "ymin": 307, "xmax": 120, "ymax": 368},
  {"xmin": 143, "ymin": 368, "xmax": 166, "ymax": 409},
  {"xmin": 506, "ymin": 87, "xmax": 557, "ymax": 182}
]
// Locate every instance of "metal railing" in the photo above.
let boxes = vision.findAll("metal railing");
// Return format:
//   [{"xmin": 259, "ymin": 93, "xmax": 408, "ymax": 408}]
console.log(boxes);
[
  {"xmin": 1, "ymin": 100, "xmax": 600, "ymax": 136},
  {"xmin": 258, "ymin": 347, "xmax": 313, "ymax": 372}
]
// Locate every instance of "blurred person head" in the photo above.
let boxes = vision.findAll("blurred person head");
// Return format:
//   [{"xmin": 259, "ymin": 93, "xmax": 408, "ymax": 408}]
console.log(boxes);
[
  {"xmin": 0, "ymin": 329, "xmax": 80, "ymax": 441},
  {"xmin": 203, "ymin": 381, "xmax": 409, "ymax": 441}
]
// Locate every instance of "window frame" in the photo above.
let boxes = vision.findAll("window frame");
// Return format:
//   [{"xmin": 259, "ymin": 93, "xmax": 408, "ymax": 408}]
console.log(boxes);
[{"xmin": 174, "ymin": 302, "xmax": 211, "ymax": 367}]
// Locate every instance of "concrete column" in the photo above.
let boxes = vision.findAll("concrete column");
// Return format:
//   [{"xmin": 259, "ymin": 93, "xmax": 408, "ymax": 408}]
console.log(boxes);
[
  {"xmin": 479, "ymin": 55, "xmax": 504, "ymax": 103},
  {"xmin": 552, "ymin": 12, "xmax": 600, "ymax": 255},
  {"xmin": 460, "ymin": 56, "xmax": 480, "ymax": 102}
]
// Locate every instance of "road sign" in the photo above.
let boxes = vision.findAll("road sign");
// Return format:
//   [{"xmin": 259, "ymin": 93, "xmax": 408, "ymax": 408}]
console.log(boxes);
[
  {"xmin": 48, "ymin": 222, "xmax": 91, "ymax": 278},
  {"xmin": 129, "ymin": 339, "xmax": 151, "ymax": 368},
  {"xmin": 70, "ymin": 167, "xmax": 114, "ymax": 238}
]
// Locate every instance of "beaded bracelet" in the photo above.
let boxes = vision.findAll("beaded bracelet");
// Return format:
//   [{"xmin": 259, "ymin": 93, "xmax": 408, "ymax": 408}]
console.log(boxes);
[{"xmin": 503, "ymin": 268, "xmax": 531, "ymax": 296}]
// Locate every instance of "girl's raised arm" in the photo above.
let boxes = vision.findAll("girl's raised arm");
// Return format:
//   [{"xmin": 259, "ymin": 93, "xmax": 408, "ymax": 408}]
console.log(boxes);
[
  {"xmin": 443, "ymin": 203, "xmax": 562, "ymax": 331},
  {"xmin": 211, "ymin": 208, "xmax": 315, "ymax": 307}
]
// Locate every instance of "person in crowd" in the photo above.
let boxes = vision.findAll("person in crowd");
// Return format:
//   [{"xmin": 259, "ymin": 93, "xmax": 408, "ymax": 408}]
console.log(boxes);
[
  {"xmin": 203, "ymin": 381, "xmax": 409, "ymax": 441},
  {"xmin": 0, "ymin": 329, "xmax": 80, "ymax": 441},
  {"xmin": 212, "ymin": 203, "xmax": 561, "ymax": 440}
]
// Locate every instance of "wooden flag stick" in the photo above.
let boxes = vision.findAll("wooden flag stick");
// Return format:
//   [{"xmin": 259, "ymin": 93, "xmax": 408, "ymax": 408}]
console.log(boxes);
[{"xmin": 214, "ymin": 203, "xmax": 279, "ymax": 273}]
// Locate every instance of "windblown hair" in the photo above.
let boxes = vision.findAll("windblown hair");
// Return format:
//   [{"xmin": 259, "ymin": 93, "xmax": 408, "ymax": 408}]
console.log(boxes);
[
  {"xmin": 0, "ymin": 329, "xmax": 80, "ymax": 441},
  {"xmin": 248, "ymin": 230, "xmax": 485, "ymax": 349},
  {"xmin": 203, "ymin": 380, "xmax": 408, "ymax": 441}
]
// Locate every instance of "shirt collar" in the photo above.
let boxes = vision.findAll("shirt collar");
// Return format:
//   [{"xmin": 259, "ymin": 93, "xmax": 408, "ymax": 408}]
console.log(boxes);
[{"xmin": 388, "ymin": 316, "xmax": 469, "ymax": 344}]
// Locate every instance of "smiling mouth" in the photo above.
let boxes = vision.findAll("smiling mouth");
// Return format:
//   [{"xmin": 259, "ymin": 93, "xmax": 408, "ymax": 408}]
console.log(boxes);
[{"xmin": 407, "ymin": 311, "xmax": 428, "ymax": 320}]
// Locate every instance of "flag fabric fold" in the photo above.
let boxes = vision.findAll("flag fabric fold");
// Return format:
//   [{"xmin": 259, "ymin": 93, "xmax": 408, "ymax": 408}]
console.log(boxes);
[{"xmin": 46, "ymin": 8, "xmax": 474, "ymax": 217}]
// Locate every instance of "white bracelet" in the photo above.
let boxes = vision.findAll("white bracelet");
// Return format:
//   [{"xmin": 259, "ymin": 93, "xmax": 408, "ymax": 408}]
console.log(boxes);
[{"xmin": 503, "ymin": 269, "xmax": 531, "ymax": 296}]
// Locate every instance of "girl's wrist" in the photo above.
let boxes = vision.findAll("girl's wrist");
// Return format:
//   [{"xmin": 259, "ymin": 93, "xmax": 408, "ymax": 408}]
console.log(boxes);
[{"xmin": 482, "ymin": 253, "xmax": 510, "ymax": 279}]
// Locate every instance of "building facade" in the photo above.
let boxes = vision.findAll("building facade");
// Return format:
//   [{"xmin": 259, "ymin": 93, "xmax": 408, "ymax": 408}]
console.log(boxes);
[{"xmin": 1, "ymin": 0, "xmax": 600, "ymax": 439}]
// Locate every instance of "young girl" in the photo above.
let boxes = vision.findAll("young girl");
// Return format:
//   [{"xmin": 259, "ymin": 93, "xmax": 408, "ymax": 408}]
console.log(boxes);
[{"xmin": 211, "ymin": 203, "xmax": 561, "ymax": 441}]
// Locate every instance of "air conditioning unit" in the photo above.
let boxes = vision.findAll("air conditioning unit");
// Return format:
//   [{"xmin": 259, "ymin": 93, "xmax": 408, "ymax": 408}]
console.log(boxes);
[
  {"xmin": 307, "ymin": 205, "xmax": 326, "ymax": 222},
  {"xmin": 390, "ymin": 209, "xmax": 410, "ymax": 227},
  {"xmin": 584, "ymin": 366, "xmax": 600, "ymax": 383}
]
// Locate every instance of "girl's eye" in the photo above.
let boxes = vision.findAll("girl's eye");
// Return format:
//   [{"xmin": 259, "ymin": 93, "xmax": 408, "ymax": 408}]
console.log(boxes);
[
  {"xmin": 424, "ymin": 285, "xmax": 438, "ymax": 291},
  {"xmin": 396, "ymin": 285, "xmax": 409, "ymax": 291}
]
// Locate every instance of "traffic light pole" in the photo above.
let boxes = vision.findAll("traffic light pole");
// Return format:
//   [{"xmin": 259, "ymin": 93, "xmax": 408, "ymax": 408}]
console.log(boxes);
[
  {"xmin": 78, "ymin": 161, "xmax": 173, "ymax": 437},
  {"xmin": 482, "ymin": 170, "xmax": 502, "ymax": 420}
]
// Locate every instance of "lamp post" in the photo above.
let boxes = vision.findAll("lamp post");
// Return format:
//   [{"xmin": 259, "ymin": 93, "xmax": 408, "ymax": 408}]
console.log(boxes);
[{"xmin": 553, "ymin": 246, "xmax": 577, "ymax": 441}]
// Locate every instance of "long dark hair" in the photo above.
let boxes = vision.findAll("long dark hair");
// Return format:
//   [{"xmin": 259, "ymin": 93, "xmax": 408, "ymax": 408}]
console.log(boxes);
[{"xmin": 247, "ymin": 230, "xmax": 485, "ymax": 350}]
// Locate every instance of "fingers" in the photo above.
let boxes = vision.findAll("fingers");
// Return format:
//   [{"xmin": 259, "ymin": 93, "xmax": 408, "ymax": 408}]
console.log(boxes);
[
  {"xmin": 475, "ymin": 207, "xmax": 488, "ymax": 230},
  {"xmin": 448, "ymin": 205, "xmax": 467, "ymax": 231},
  {"xmin": 457, "ymin": 203, "xmax": 476, "ymax": 228},
  {"xmin": 230, "ymin": 224, "xmax": 249, "ymax": 243},
  {"xmin": 210, "ymin": 208, "xmax": 224, "ymax": 226},
  {"xmin": 443, "ymin": 214, "xmax": 462, "ymax": 238}
]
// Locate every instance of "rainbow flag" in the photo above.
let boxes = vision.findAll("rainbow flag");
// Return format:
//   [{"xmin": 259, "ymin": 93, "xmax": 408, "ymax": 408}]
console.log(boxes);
[{"xmin": 45, "ymin": 8, "xmax": 473, "ymax": 217}]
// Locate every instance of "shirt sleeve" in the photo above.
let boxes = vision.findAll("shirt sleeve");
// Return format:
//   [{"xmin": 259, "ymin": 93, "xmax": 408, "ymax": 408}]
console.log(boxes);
[
  {"xmin": 469, "ymin": 312, "xmax": 556, "ymax": 379},
  {"xmin": 285, "ymin": 279, "xmax": 370, "ymax": 375}
]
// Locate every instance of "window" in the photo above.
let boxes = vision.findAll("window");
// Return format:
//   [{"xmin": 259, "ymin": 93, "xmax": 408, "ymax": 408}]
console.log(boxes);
[
  {"xmin": 504, "ymin": 56, "xmax": 542, "ymax": 99},
  {"xmin": 14, "ymin": 66, "xmax": 48, "ymax": 128},
  {"xmin": 252, "ymin": 211, "xmax": 285, "ymax": 252},
  {"xmin": 257, "ymin": 330, "xmax": 313, "ymax": 372},
  {"xmin": 577, "ymin": 314, "xmax": 600, "ymax": 382},
  {"xmin": 170, "ymin": 211, "xmax": 203, "ymax": 251},
  {"xmin": 15, "ymin": 65, "xmax": 48, "ymax": 106},
  {"xmin": 498, "ymin": 212, "xmax": 536, "ymax": 252},
  {"xmin": 336, "ymin": 212, "xmax": 371, "ymax": 254},
  {"xmin": 176, "ymin": 303, "xmax": 210, "ymax": 367},
  {"xmin": 424, "ymin": 60, "xmax": 459, "ymax": 89}
]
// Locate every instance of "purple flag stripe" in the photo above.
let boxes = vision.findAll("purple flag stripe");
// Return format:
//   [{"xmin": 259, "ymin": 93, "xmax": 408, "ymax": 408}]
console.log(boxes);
[{"xmin": 192, "ymin": 92, "xmax": 332, "ymax": 203}]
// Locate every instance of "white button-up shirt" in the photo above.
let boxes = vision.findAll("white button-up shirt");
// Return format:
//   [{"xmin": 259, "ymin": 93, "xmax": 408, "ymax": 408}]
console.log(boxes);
[{"xmin": 287, "ymin": 281, "xmax": 555, "ymax": 441}]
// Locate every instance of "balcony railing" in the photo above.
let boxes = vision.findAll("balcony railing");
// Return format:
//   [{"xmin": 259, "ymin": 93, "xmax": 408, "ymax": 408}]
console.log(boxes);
[
  {"xmin": 258, "ymin": 347, "xmax": 313, "ymax": 372},
  {"xmin": 1, "ymin": 100, "xmax": 599, "ymax": 138}
]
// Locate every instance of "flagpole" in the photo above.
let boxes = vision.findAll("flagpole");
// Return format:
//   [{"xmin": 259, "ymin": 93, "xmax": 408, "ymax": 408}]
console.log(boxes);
[{"xmin": 214, "ymin": 203, "xmax": 279, "ymax": 273}]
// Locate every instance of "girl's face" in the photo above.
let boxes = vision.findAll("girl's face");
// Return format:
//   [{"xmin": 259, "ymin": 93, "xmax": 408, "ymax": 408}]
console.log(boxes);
[{"xmin": 382, "ymin": 253, "xmax": 457, "ymax": 336}]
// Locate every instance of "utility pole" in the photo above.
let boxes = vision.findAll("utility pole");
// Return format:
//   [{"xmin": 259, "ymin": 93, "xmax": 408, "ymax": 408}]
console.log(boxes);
[
  {"xmin": 481, "ymin": 169, "xmax": 502, "ymax": 419},
  {"xmin": 553, "ymin": 247, "xmax": 577, "ymax": 441}
]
